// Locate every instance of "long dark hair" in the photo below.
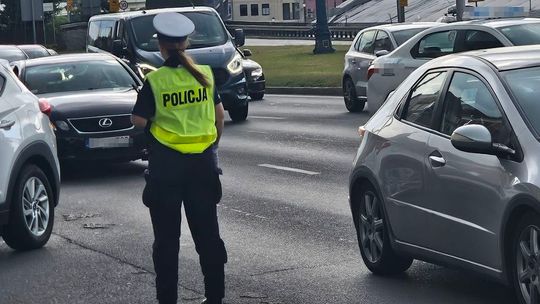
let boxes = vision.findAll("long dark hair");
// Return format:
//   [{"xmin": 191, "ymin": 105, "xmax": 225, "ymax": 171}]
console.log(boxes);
[{"xmin": 167, "ymin": 49, "xmax": 211, "ymax": 88}]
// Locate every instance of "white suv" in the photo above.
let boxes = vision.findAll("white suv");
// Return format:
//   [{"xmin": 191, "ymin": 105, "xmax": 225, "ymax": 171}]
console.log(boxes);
[{"xmin": 0, "ymin": 59, "xmax": 60, "ymax": 250}]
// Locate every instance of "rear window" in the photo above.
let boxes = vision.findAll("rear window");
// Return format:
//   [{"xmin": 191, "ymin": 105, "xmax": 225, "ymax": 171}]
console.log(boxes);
[
  {"xmin": 392, "ymin": 28, "xmax": 429, "ymax": 46},
  {"xmin": 0, "ymin": 48, "xmax": 26, "ymax": 62},
  {"xmin": 499, "ymin": 23, "xmax": 540, "ymax": 46},
  {"xmin": 19, "ymin": 46, "xmax": 50, "ymax": 59},
  {"xmin": 24, "ymin": 60, "xmax": 137, "ymax": 95}
]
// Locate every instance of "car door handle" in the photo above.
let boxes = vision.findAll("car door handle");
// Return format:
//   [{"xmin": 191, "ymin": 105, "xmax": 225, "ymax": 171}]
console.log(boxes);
[
  {"xmin": 429, "ymin": 155, "xmax": 446, "ymax": 168},
  {"xmin": 0, "ymin": 120, "xmax": 15, "ymax": 130}
]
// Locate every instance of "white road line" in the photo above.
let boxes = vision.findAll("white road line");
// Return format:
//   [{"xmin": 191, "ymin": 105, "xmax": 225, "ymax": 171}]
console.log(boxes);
[
  {"xmin": 258, "ymin": 164, "xmax": 320, "ymax": 176},
  {"xmin": 250, "ymin": 116, "xmax": 286, "ymax": 120}
]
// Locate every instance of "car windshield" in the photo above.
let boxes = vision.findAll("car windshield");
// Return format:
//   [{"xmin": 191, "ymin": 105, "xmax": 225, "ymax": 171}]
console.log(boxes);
[
  {"xmin": 19, "ymin": 46, "xmax": 50, "ymax": 59},
  {"xmin": 503, "ymin": 67, "xmax": 540, "ymax": 136},
  {"xmin": 0, "ymin": 48, "xmax": 27, "ymax": 62},
  {"xmin": 392, "ymin": 28, "xmax": 429, "ymax": 46},
  {"xmin": 131, "ymin": 11, "xmax": 228, "ymax": 52},
  {"xmin": 24, "ymin": 60, "xmax": 137, "ymax": 95},
  {"xmin": 499, "ymin": 23, "xmax": 540, "ymax": 45}
]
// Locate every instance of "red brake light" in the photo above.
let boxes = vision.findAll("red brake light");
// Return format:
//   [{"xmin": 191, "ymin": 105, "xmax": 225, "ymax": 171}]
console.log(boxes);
[
  {"xmin": 38, "ymin": 98, "xmax": 52, "ymax": 117},
  {"xmin": 367, "ymin": 65, "xmax": 378, "ymax": 80}
]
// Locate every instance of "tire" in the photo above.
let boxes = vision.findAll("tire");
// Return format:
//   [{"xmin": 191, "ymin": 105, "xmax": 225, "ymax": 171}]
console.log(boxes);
[
  {"xmin": 511, "ymin": 213, "xmax": 540, "ymax": 304},
  {"xmin": 343, "ymin": 77, "xmax": 365, "ymax": 113},
  {"xmin": 250, "ymin": 92, "xmax": 265, "ymax": 101},
  {"xmin": 353, "ymin": 183, "xmax": 413, "ymax": 275},
  {"xmin": 2, "ymin": 165, "xmax": 55, "ymax": 251},
  {"xmin": 229, "ymin": 103, "xmax": 249, "ymax": 122}
]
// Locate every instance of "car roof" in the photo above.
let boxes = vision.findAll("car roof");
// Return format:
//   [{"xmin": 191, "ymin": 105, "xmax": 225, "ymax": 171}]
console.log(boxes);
[
  {"xmin": 462, "ymin": 45, "xmax": 540, "ymax": 71},
  {"xmin": 370, "ymin": 22, "xmax": 441, "ymax": 32},
  {"xmin": 89, "ymin": 6, "xmax": 216, "ymax": 21},
  {"xmin": 21, "ymin": 53, "xmax": 117, "ymax": 67},
  {"xmin": 17, "ymin": 44, "xmax": 46, "ymax": 49},
  {"xmin": 0, "ymin": 45, "xmax": 22, "ymax": 50},
  {"xmin": 434, "ymin": 17, "xmax": 540, "ymax": 30}
]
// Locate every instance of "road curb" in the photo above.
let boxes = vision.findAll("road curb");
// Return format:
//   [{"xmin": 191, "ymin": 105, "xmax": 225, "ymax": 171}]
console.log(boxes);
[{"xmin": 266, "ymin": 87, "xmax": 342, "ymax": 96}]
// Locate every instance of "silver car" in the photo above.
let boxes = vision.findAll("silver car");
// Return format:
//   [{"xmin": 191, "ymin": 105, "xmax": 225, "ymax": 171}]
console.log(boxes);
[
  {"xmin": 350, "ymin": 45, "xmax": 540, "ymax": 304},
  {"xmin": 342, "ymin": 22, "xmax": 440, "ymax": 112},
  {"xmin": 367, "ymin": 18, "xmax": 540, "ymax": 113}
]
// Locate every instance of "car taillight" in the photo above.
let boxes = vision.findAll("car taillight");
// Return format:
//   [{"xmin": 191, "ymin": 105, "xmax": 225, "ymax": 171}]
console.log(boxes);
[
  {"xmin": 38, "ymin": 98, "xmax": 52, "ymax": 117},
  {"xmin": 367, "ymin": 65, "xmax": 378, "ymax": 80}
]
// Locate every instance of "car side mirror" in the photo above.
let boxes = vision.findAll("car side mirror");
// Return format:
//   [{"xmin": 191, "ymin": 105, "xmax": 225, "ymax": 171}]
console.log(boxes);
[
  {"xmin": 451, "ymin": 125, "xmax": 493, "ymax": 154},
  {"xmin": 234, "ymin": 29, "xmax": 245, "ymax": 47},
  {"xmin": 112, "ymin": 39, "xmax": 126, "ymax": 57},
  {"xmin": 375, "ymin": 50, "xmax": 390, "ymax": 57},
  {"xmin": 243, "ymin": 49, "xmax": 252, "ymax": 57}
]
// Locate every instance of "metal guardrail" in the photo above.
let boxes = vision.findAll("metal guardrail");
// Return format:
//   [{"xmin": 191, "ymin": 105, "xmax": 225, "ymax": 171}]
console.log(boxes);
[{"xmin": 226, "ymin": 22, "xmax": 384, "ymax": 41}]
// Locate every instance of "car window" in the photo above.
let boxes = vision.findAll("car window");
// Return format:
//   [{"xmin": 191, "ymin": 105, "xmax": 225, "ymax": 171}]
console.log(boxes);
[
  {"xmin": 24, "ymin": 60, "xmax": 137, "ymax": 95},
  {"xmin": 356, "ymin": 30, "xmax": 376, "ymax": 54},
  {"xmin": 503, "ymin": 67, "xmax": 540, "ymax": 137},
  {"xmin": 403, "ymin": 71, "xmax": 447, "ymax": 128},
  {"xmin": 499, "ymin": 23, "xmax": 540, "ymax": 46},
  {"xmin": 414, "ymin": 30, "xmax": 457, "ymax": 59},
  {"xmin": 440, "ymin": 72, "xmax": 510, "ymax": 145},
  {"xmin": 392, "ymin": 28, "xmax": 429, "ymax": 46},
  {"xmin": 374, "ymin": 30, "xmax": 393, "ymax": 53},
  {"xmin": 19, "ymin": 46, "xmax": 50, "ymax": 59},
  {"xmin": 96, "ymin": 21, "xmax": 115, "ymax": 51},
  {"xmin": 88, "ymin": 21, "xmax": 100, "ymax": 47},
  {"xmin": 0, "ymin": 74, "xmax": 5, "ymax": 96},
  {"xmin": 458, "ymin": 30, "xmax": 504, "ymax": 52},
  {"xmin": 353, "ymin": 33, "xmax": 363, "ymax": 51}
]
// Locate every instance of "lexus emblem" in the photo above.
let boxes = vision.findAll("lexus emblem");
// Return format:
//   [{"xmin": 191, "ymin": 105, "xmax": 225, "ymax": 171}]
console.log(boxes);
[{"xmin": 98, "ymin": 118, "xmax": 113, "ymax": 128}]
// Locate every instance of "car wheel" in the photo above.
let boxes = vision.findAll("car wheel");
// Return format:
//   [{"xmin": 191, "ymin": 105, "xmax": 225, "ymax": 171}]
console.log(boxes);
[
  {"xmin": 2, "ymin": 165, "xmax": 55, "ymax": 251},
  {"xmin": 250, "ymin": 93, "xmax": 264, "ymax": 101},
  {"xmin": 354, "ymin": 183, "xmax": 412, "ymax": 275},
  {"xmin": 512, "ymin": 213, "xmax": 540, "ymax": 304},
  {"xmin": 229, "ymin": 103, "xmax": 249, "ymax": 122},
  {"xmin": 343, "ymin": 78, "xmax": 365, "ymax": 113}
]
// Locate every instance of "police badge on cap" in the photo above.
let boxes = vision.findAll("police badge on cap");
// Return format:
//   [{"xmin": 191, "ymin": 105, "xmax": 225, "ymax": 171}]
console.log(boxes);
[{"xmin": 153, "ymin": 12, "xmax": 195, "ymax": 42}]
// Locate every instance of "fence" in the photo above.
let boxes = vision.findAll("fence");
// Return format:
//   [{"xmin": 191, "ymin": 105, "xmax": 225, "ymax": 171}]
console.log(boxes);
[{"xmin": 225, "ymin": 21, "xmax": 384, "ymax": 41}]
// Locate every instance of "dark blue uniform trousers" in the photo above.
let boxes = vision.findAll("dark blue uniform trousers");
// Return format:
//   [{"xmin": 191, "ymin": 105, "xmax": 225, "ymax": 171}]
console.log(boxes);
[{"xmin": 144, "ymin": 143, "xmax": 226, "ymax": 304}]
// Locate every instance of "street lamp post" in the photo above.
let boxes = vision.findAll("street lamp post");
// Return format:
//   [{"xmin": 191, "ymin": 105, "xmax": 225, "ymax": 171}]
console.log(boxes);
[
  {"xmin": 303, "ymin": 2, "xmax": 307, "ymax": 23},
  {"xmin": 314, "ymin": 0, "xmax": 335, "ymax": 54}
]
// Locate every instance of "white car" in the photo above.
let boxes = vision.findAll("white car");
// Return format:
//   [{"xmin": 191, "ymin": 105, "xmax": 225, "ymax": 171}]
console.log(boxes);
[
  {"xmin": 367, "ymin": 18, "xmax": 540, "ymax": 113},
  {"xmin": 342, "ymin": 22, "xmax": 440, "ymax": 112},
  {"xmin": 0, "ymin": 59, "xmax": 60, "ymax": 250}
]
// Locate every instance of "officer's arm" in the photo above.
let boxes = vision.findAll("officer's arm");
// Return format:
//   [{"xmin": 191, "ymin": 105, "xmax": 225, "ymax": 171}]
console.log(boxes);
[
  {"xmin": 215, "ymin": 103, "xmax": 225, "ymax": 144},
  {"xmin": 131, "ymin": 115, "xmax": 148, "ymax": 129}
]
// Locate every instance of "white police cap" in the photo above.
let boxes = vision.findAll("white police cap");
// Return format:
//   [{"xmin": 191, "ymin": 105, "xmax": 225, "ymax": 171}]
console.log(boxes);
[{"xmin": 153, "ymin": 12, "xmax": 195, "ymax": 40}]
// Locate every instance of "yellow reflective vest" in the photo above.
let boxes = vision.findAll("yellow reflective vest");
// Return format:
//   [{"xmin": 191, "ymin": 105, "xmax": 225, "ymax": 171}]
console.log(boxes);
[{"xmin": 146, "ymin": 65, "xmax": 217, "ymax": 154}]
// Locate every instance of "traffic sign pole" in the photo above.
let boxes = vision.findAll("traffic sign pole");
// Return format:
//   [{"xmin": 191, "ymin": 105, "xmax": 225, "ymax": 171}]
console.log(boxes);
[{"xmin": 31, "ymin": 0, "xmax": 36, "ymax": 43}]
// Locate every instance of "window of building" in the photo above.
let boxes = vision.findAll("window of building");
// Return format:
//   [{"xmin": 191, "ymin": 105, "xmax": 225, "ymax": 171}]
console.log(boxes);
[
  {"xmin": 292, "ymin": 3, "xmax": 300, "ymax": 19},
  {"xmin": 250, "ymin": 4, "xmax": 259, "ymax": 16},
  {"xmin": 240, "ymin": 4, "xmax": 248, "ymax": 16},
  {"xmin": 283, "ymin": 3, "xmax": 291, "ymax": 20},
  {"xmin": 262, "ymin": 4, "xmax": 270, "ymax": 15}
]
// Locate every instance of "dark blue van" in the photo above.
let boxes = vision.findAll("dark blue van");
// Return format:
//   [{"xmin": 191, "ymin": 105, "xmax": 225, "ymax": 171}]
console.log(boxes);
[{"xmin": 87, "ymin": 7, "xmax": 249, "ymax": 121}]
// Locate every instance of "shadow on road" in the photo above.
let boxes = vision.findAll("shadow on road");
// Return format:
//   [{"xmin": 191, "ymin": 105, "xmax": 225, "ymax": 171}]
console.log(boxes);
[{"xmin": 60, "ymin": 160, "xmax": 147, "ymax": 183}]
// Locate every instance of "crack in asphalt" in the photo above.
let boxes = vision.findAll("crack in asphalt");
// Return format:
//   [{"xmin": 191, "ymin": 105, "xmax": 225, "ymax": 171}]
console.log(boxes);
[
  {"xmin": 52, "ymin": 233, "xmax": 204, "ymax": 297},
  {"xmin": 250, "ymin": 260, "xmax": 357, "ymax": 277}
]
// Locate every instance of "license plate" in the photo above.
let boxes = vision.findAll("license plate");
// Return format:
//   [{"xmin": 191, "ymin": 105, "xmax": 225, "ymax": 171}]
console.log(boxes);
[{"xmin": 86, "ymin": 136, "xmax": 131, "ymax": 149}]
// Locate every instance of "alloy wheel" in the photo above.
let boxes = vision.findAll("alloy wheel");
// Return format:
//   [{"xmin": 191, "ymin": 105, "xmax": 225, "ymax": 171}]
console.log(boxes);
[
  {"xmin": 344, "ymin": 80, "xmax": 355, "ymax": 109},
  {"xmin": 22, "ymin": 177, "xmax": 50, "ymax": 237},
  {"xmin": 359, "ymin": 191, "xmax": 384, "ymax": 263},
  {"xmin": 517, "ymin": 225, "xmax": 540, "ymax": 304}
]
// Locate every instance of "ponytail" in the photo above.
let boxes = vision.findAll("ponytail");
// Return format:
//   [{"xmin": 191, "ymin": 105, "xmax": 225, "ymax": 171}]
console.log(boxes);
[{"xmin": 167, "ymin": 49, "xmax": 211, "ymax": 88}]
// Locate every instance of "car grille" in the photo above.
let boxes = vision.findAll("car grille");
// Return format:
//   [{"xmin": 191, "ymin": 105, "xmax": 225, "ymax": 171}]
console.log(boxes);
[
  {"xmin": 68, "ymin": 114, "xmax": 133, "ymax": 134},
  {"xmin": 212, "ymin": 68, "xmax": 230, "ymax": 87}
]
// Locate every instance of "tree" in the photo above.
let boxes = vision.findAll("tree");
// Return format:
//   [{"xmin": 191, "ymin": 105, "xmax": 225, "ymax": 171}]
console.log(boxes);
[
  {"xmin": 145, "ymin": 0, "xmax": 208, "ymax": 9},
  {"xmin": 0, "ymin": 0, "xmax": 23, "ymax": 43}
]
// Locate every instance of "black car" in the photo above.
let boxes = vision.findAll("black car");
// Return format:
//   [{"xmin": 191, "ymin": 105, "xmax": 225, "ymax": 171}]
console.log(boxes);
[
  {"xmin": 12, "ymin": 53, "xmax": 147, "ymax": 161},
  {"xmin": 0, "ymin": 45, "xmax": 56, "ymax": 62},
  {"xmin": 242, "ymin": 49, "xmax": 265, "ymax": 101}
]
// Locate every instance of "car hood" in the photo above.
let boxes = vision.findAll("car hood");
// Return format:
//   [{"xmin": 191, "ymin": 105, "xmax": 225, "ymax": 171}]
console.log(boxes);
[
  {"xmin": 136, "ymin": 42, "xmax": 237, "ymax": 68},
  {"xmin": 39, "ymin": 89, "xmax": 137, "ymax": 119}
]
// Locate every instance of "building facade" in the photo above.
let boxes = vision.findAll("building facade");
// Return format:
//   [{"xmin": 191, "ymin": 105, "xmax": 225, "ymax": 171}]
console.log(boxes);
[{"xmin": 231, "ymin": 0, "xmax": 305, "ymax": 22}]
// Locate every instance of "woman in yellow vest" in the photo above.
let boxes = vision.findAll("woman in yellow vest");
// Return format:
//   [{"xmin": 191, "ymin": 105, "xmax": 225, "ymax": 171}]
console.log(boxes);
[{"xmin": 131, "ymin": 12, "xmax": 226, "ymax": 304}]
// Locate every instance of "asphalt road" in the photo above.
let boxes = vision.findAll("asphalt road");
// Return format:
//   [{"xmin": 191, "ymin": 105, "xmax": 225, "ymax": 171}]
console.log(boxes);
[{"xmin": 0, "ymin": 95, "xmax": 516, "ymax": 304}]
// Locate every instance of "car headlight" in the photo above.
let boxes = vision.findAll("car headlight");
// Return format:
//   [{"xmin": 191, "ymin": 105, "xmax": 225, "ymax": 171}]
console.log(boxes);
[
  {"xmin": 227, "ymin": 53, "xmax": 243, "ymax": 76},
  {"xmin": 55, "ymin": 120, "xmax": 70, "ymax": 131},
  {"xmin": 251, "ymin": 68, "xmax": 263, "ymax": 78}
]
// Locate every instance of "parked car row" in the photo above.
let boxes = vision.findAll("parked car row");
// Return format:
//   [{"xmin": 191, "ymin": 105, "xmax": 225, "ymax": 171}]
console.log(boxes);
[{"xmin": 347, "ymin": 16, "xmax": 540, "ymax": 304}]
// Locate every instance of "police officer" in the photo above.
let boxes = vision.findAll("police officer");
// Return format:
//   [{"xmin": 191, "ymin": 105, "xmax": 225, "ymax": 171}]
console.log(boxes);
[{"xmin": 131, "ymin": 12, "xmax": 227, "ymax": 304}]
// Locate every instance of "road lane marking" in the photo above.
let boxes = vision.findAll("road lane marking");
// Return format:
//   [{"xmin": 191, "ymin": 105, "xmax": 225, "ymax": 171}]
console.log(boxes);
[
  {"xmin": 250, "ymin": 116, "xmax": 286, "ymax": 120},
  {"xmin": 258, "ymin": 164, "xmax": 320, "ymax": 176}
]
